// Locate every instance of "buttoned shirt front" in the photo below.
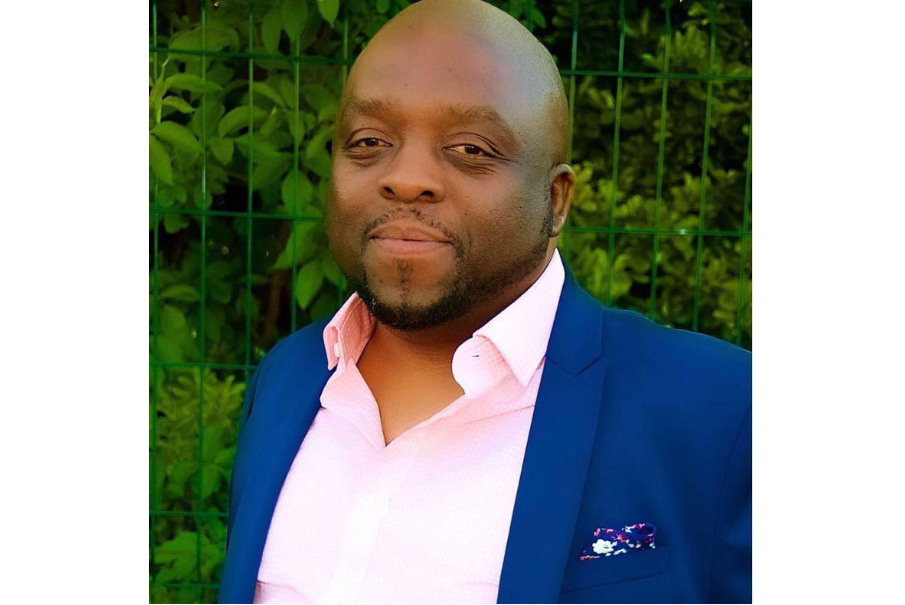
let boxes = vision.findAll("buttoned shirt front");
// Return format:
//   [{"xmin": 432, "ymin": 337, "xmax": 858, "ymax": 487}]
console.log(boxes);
[{"xmin": 254, "ymin": 249, "xmax": 566, "ymax": 604}]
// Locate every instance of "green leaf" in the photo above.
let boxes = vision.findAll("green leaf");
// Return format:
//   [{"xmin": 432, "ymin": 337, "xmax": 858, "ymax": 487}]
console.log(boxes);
[
  {"xmin": 295, "ymin": 259, "xmax": 324, "ymax": 310},
  {"xmin": 317, "ymin": 0, "xmax": 340, "ymax": 27},
  {"xmin": 298, "ymin": 2, "xmax": 322, "ymax": 52},
  {"xmin": 376, "ymin": 0, "xmax": 390, "ymax": 14},
  {"xmin": 155, "ymin": 532, "xmax": 198, "ymax": 578},
  {"xmin": 282, "ymin": 0, "xmax": 310, "ymax": 40},
  {"xmin": 214, "ymin": 446, "xmax": 236, "ymax": 468},
  {"xmin": 169, "ymin": 27, "xmax": 204, "ymax": 51},
  {"xmin": 274, "ymin": 221, "xmax": 319, "ymax": 269},
  {"xmin": 161, "ymin": 96, "xmax": 195, "ymax": 114},
  {"xmin": 288, "ymin": 111, "xmax": 309, "ymax": 142},
  {"xmin": 153, "ymin": 121, "xmax": 203, "ymax": 156},
  {"xmin": 170, "ymin": 22, "xmax": 238, "ymax": 53},
  {"xmin": 155, "ymin": 334, "xmax": 183, "ymax": 363},
  {"xmin": 165, "ymin": 73, "xmax": 221, "ymax": 94},
  {"xmin": 531, "ymin": 8, "xmax": 547, "ymax": 28},
  {"xmin": 279, "ymin": 77, "xmax": 299, "ymax": 109},
  {"xmin": 252, "ymin": 139, "xmax": 286, "ymax": 160},
  {"xmin": 163, "ymin": 212, "xmax": 189, "ymax": 234},
  {"xmin": 207, "ymin": 261, "xmax": 234, "ymax": 304},
  {"xmin": 155, "ymin": 186, "xmax": 175, "ymax": 209},
  {"xmin": 262, "ymin": 7, "xmax": 283, "ymax": 55},
  {"xmin": 321, "ymin": 251, "xmax": 344, "ymax": 286},
  {"xmin": 160, "ymin": 304, "xmax": 190, "ymax": 342},
  {"xmin": 189, "ymin": 99, "xmax": 224, "ymax": 140},
  {"xmin": 218, "ymin": 106, "xmax": 268, "ymax": 138},
  {"xmin": 207, "ymin": 64, "xmax": 236, "ymax": 87},
  {"xmin": 194, "ymin": 189, "xmax": 213, "ymax": 210},
  {"xmin": 200, "ymin": 466, "xmax": 222, "ymax": 499},
  {"xmin": 160, "ymin": 284, "xmax": 201, "ymax": 303},
  {"xmin": 149, "ymin": 77, "xmax": 169, "ymax": 114},
  {"xmin": 280, "ymin": 168, "xmax": 314, "ymax": 214},
  {"xmin": 300, "ymin": 84, "xmax": 337, "ymax": 121},
  {"xmin": 253, "ymin": 82, "xmax": 286, "ymax": 108},
  {"xmin": 304, "ymin": 126, "xmax": 334, "ymax": 178},
  {"xmin": 252, "ymin": 156, "xmax": 291, "ymax": 190},
  {"xmin": 149, "ymin": 135, "xmax": 173, "ymax": 185},
  {"xmin": 310, "ymin": 290, "xmax": 338, "ymax": 321},
  {"xmin": 202, "ymin": 426, "xmax": 226, "ymax": 460},
  {"xmin": 210, "ymin": 137, "xmax": 235, "ymax": 165},
  {"xmin": 260, "ymin": 109, "xmax": 283, "ymax": 137}
]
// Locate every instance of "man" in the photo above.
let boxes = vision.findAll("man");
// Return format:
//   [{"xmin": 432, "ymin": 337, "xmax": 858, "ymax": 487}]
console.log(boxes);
[{"xmin": 219, "ymin": 0, "xmax": 751, "ymax": 603}]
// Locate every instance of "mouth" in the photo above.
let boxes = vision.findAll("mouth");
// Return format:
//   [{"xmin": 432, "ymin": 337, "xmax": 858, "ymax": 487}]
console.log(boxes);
[
  {"xmin": 369, "ymin": 237, "xmax": 453, "ymax": 256},
  {"xmin": 367, "ymin": 221, "xmax": 454, "ymax": 257}
]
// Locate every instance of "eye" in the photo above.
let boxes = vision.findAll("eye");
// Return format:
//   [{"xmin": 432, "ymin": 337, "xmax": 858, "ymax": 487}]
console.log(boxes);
[
  {"xmin": 448, "ymin": 143, "xmax": 492, "ymax": 157},
  {"xmin": 349, "ymin": 137, "xmax": 391, "ymax": 149}
]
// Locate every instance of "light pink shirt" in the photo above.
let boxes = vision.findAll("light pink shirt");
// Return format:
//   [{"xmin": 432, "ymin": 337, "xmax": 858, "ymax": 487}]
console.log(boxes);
[{"xmin": 255, "ymin": 250, "xmax": 565, "ymax": 604}]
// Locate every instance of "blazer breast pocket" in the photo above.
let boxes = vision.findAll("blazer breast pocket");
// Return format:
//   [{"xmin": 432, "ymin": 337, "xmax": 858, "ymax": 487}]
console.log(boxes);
[{"xmin": 559, "ymin": 546, "xmax": 671, "ymax": 594}]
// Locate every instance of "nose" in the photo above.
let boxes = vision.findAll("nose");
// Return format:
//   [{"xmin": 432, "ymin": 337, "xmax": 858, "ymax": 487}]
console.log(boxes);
[{"xmin": 376, "ymin": 139, "xmax": 445, "ymax": 204}]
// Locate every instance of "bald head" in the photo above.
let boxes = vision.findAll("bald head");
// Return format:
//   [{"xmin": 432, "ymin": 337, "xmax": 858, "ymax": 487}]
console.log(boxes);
[{"xmin": 342, "ymin": 0, "xmax": 569, "ymax": 168}]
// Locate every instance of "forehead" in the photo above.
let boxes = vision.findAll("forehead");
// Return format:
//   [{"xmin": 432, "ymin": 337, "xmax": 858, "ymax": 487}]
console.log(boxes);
[{"xmin": 343, "ymin": 28, "xmax": 532, "ymax": 145}]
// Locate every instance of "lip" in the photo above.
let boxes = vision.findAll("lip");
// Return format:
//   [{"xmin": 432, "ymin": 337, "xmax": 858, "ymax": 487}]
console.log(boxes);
[
  {"xmin": 368, "ymin": 221, "xmax": 452, "ymax": 243},
  {"xmin": 367, "ymin": 221, "xmax": 454, "ymax": 257},
  {"xmin": 370, "ymin": 238, "xmax": 452, "ymax": 256}
]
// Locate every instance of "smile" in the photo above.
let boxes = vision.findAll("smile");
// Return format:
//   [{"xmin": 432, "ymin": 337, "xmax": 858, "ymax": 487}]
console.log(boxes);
[{"xmin": 370, "ymin": 237, "xmax": 453, "ymax": 256}]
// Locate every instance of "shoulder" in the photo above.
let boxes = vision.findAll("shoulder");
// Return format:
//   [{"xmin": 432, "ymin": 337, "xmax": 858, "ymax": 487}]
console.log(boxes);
[
  {"xmin": 253, "ymin": 317, "xmax": 332, "ymax": 380},
  {"xmin": 600, "ymin": 306, "xmax": 750, "ymax": 373},
  {"xmin": 595, "ymin": 305, "xmax": 751, "ymax": 414}
]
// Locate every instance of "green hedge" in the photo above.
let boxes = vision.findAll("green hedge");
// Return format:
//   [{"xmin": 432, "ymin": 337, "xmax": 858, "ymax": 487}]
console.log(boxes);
[{"xmin": 149, "ymin": 1, "xmax": 751, "ymax": 602}]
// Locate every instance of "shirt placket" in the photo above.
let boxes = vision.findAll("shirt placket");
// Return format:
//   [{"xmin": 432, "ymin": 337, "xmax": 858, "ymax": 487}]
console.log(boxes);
[{"xmin": 322, "ymin": 426, "xmax": 429, "ymax": 604}]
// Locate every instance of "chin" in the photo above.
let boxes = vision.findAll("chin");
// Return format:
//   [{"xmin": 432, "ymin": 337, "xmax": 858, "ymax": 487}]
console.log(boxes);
[{"xmin": 357, "ymin": 281, "xmax": 471, "ymax": 331}]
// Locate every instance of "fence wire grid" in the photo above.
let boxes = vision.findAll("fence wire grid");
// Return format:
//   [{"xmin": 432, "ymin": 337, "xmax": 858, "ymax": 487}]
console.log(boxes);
[{"xmin": 149, "ymin": 0, "xmax": 752, "ymax": 602}]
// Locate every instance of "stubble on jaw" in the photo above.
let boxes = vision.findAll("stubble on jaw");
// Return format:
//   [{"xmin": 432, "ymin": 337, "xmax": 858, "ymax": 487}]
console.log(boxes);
[{"xmin": 351, "ymin": 201, "xmax": 554, "ymax": 332}]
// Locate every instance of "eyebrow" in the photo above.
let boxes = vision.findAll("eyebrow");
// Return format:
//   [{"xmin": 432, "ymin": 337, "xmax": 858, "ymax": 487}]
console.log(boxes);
[{"xmin": 341, "ymin": 94, "xmax": 522, "ymax": 153}]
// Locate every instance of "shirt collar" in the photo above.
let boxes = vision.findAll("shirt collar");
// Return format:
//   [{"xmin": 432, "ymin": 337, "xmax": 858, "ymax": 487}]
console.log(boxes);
[
  {"xmin": 470, "ymin": 248, "xmax": 565, "ymax": 387},
  {"xmin": 322, "ymin": 291, "xmax": 375, "ymax": 373},
  {"xmin": 322, "ymin": 249, "xmax": 566, "ymax": 386}
]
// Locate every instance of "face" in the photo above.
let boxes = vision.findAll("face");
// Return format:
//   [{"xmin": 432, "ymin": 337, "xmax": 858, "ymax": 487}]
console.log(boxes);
[{"xmin": 326, "ymin": 27, "xmax": 555, "ymax": 331}]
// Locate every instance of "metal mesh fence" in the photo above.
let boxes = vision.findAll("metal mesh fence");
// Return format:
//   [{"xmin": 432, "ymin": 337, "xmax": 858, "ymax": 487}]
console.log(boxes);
[{"xmin": 149, "ymin": 0, "xmax": 751, "ymax": 601}]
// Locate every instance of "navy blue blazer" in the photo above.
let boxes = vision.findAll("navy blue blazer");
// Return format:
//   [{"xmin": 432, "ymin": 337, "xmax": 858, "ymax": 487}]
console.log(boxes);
[{"xmin": 219, "ymin": 263, "xmax": 752, "ymax": 604}]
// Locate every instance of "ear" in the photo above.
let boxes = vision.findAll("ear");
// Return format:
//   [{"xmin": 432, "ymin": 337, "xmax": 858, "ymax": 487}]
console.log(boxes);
[{"xmin": 548, "ymin": 163, "xmax": 576, "ymax": 237}]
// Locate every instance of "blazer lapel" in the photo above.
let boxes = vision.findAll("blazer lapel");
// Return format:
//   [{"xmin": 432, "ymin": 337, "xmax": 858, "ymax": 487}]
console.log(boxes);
[
  {"xmin": 497, "ymin": 264, "xmax": 607, "ymax": 604},
  {"xmin": 219, "ymin": 330, "xmax": 333, "ymax": 604}
]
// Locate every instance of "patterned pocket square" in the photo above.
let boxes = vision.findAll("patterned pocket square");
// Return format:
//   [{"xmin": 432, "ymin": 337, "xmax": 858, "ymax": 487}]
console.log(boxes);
[{"xmin": 579, "ymin": 523, "xmax": 657, "ymax": 561}]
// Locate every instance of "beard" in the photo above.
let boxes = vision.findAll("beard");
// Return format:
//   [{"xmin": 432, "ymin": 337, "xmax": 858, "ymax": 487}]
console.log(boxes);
[{"xmin": 348, "ymin": 205, "xmax": 554, "ymax": 332}]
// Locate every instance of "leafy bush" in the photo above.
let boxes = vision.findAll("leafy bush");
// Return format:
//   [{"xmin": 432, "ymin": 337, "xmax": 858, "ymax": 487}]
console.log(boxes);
[{"xmin": 149, "ymin": 1, "xmax": 751, "ymax": 602}]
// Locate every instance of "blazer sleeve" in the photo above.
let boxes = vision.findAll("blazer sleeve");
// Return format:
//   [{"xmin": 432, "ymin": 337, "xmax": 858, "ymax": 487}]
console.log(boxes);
[
  {"xmin": 225, "ymin": 364, "xmax": 262, "ymax": 550},
  {"xmin": 710, "ymin": 406, "xmax": 752, "ymax": 603}
]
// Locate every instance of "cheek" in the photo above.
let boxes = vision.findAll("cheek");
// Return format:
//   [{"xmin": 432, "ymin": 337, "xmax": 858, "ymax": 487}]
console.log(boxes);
[
  {"xmin": 327, "ymin": 166, "xmax": 371, "ymax": 237},
  {"xmin": 460, "ymin": 184, "xmax": 545, "ymax": 257},
  {"xmin": 326, "ymin": 172, "xmax": 371, "ymax": 274},
  {"xmin": 329, "ymin": 164, "xmax": 367, "ymax": 216}
]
